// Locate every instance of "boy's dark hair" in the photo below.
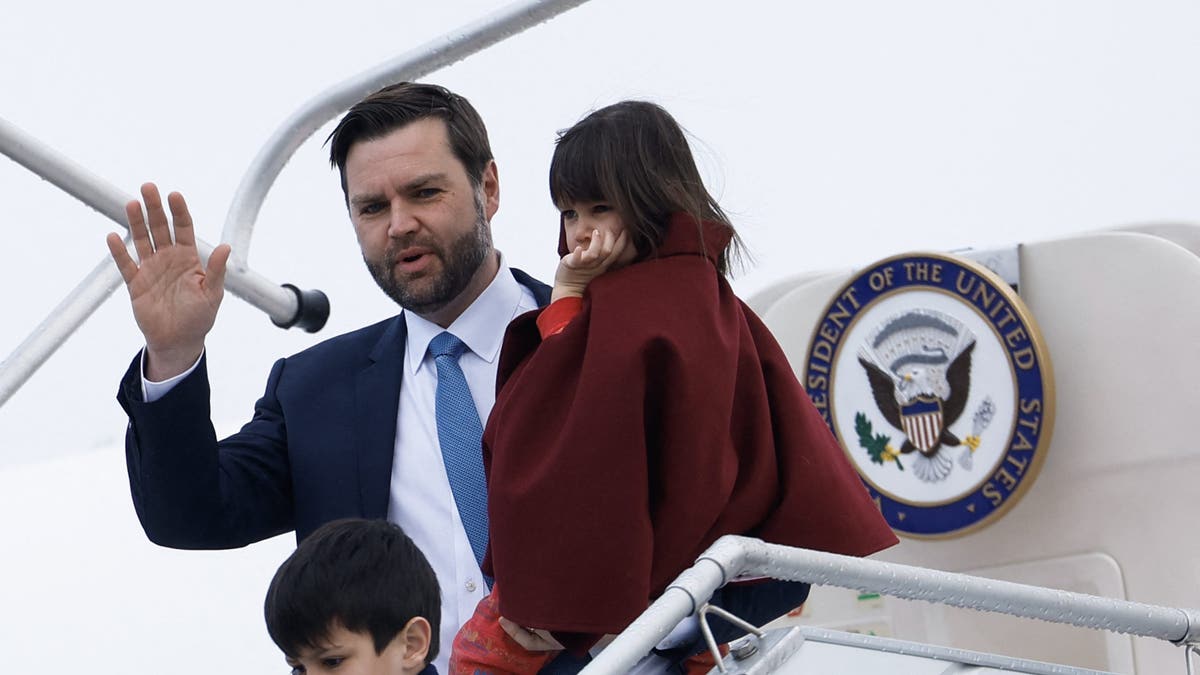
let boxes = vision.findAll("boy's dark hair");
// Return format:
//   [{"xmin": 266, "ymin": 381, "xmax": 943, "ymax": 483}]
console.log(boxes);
[
  {"xmin": 264, "ymin": 518, "xmax": 441, "ymax": 663},
  {"xmin": 549, "ymin": 100, "xmax": 745, "ymax": 275},
  {"xmin": 327, "ymin": 81, "xmax": 494, "ymax": 200}
]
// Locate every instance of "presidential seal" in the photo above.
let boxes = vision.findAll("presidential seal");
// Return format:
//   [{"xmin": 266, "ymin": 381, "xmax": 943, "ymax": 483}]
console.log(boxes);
[{"xmin": 804, "ymin": 253, "xmax": 1054, "ymax": 538}]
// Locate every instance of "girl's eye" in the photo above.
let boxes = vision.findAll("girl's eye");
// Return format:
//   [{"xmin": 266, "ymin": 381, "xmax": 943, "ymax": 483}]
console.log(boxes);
[
  {"xmin": 561, "ymin": 209, "xmax": 578, "ymax": 220},
  {"xmin": 592, "ymin": 204, "xmax": 612, "ymax": 214},
  {"xmin": 322, "ymin": 657, "xmax": 345, "ymax": 669}
]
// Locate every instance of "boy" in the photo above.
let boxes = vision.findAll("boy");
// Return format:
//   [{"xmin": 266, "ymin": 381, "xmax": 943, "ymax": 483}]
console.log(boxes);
[{"xmin": 265, "ymin": 518, "xmax": 441, "ymax": 674}]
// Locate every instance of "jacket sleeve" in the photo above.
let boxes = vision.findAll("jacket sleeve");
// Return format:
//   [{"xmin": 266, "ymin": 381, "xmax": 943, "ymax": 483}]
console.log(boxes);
[{"xmin": 118, "ymin": 351, "xmax": 294, "ymax": 549}]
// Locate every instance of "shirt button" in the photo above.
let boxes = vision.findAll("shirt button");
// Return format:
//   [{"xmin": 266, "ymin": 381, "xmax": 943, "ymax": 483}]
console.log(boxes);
[{"xmin": 465, "ymin": 580, "xmax": 477, "ymax": 593}]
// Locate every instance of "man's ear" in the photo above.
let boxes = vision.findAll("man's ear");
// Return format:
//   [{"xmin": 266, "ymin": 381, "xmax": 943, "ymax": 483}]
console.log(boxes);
[
  {"xmin": 398, "ymin": 616, "xmax": 432, "ymax": 672},
  {"xmin": 481, "ymin": 160, "xmax": 500, "ymax": 221}
]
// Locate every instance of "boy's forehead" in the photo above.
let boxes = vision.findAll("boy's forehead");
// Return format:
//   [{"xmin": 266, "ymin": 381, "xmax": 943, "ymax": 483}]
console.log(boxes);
[{"xmin": 290, "ymin": 622, "xmax": 349, "ymax": 656}]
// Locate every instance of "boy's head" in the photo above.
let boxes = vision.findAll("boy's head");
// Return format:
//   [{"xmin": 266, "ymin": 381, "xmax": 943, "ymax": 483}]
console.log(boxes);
[{"xmin": 265, "ymin": 518, "xmax": 441, "ymax": 674}]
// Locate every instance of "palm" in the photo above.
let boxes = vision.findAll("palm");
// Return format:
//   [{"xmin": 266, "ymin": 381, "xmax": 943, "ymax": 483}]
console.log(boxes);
[
  {"xmin": 126, "ymin": 244, "xmax": 222, "ymax": 350},
  {"xmin": 107, "ymin": 183, "xmax": 230, "ymax": 380}
]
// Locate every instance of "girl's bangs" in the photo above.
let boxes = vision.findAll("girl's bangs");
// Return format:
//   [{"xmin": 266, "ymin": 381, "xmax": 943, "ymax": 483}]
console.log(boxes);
[{"xmin": 550, "ymin": 130, "xmax": 608, "ymax": 207}]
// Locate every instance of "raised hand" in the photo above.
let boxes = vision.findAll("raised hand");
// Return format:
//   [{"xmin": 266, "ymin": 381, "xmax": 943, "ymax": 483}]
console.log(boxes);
[
  {"xmin": 551, "ymin": 228, "xmax": 630, "ymax": 302},
  {"xmin": 106, "ymin": 182, "xmax": 231, "ymax": 381}
]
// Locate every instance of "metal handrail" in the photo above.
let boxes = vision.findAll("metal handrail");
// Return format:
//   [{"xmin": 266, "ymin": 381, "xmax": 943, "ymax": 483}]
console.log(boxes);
[
  {"xmin": 0, "ymin": 0, "xmax": 591, "ymax": 411},
  {"xmin": 0, "ymin": 116, "xmax": 303, "ymax": 319},
  {"xmin": 221, "ymin": 0, "xmax": 592, "ymax": 265},
  {"xmin": 0, "ymin": 116, "xmax": 313, "ymax": 409},
  {"xmin": 0, "ymin": 238, "xmax": 130, "ymax": 409},
  {"xmin": 581, "ymin": 535, "xmax": 1200, "ymax": 673}
]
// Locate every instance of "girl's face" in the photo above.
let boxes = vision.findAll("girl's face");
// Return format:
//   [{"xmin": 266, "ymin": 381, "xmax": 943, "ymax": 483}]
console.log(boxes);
[{"xmin": 560, "ymin": 200, "xmax": 638, "ymax": 267}]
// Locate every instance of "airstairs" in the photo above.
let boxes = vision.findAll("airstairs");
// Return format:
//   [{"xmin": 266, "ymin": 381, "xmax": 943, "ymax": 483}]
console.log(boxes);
[
  {"xmin": 1, "ymin": 1, "xmax": 1197, "ymax": 673},
  {"xmin": 582, "ymin": 536, "xmax": 1200, "ymax": 674}
]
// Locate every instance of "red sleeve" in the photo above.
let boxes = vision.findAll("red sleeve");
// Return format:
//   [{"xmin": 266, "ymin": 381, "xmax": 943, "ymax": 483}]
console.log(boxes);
[
  {"xmin": 450, "ymin": 587, "xmax": 554, "ymax": 675},
  {"xmin": 535, "ymin": 297, "xmax": 583, "ymax": 338}
]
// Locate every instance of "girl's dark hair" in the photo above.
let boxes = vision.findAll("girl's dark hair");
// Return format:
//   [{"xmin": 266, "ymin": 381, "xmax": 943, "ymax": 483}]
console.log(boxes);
[
  {"xmin": 549, "ymin": 100, "xmax": 744, "ymax": 275},
  {"xmin": 264, "ymin": 518, "xmax": 441, "ymax": 663}
]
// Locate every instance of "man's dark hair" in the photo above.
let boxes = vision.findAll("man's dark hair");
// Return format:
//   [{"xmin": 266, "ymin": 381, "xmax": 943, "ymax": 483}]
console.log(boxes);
[
  {"xmin": 264, "ymin": 518, "xmax": 441, "ymax": 663},
  {"xmin": 327, "ymin": 82, "xmax": 494, "ymax": 200}
]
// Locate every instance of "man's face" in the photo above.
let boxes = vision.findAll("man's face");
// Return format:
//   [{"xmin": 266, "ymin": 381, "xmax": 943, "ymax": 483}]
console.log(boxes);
[{"xmin": 345, "ymin": 117, "xmax": 499, "ymax": 326}]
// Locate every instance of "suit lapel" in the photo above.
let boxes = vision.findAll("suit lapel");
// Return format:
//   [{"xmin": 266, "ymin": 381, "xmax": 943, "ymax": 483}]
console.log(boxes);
[
  {"xmin": 352, "ymin": 271, "xmax": 547, "ymax": 519},
  {"xmin": 511, "ymin": 267, "xmax": 552, "ymax": 307},
  {"xmin": 355, "ymin": 315, "xmax": 407, "ymax": 519}
]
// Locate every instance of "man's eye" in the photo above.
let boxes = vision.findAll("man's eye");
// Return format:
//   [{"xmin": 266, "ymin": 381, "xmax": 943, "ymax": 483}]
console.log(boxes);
[
  {"xmin": 359, "ymin": 203, "xmax": 385, "ymax": 216},
  {"xmin": 415, "ymin": 188, "xmax": 442, "ymax": 199}
]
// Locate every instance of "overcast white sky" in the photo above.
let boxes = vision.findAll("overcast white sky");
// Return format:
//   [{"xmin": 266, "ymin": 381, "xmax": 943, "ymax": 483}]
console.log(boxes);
[{"xmin": 2, "ymin": 0, "xmax": 1199, "ymax": 672}]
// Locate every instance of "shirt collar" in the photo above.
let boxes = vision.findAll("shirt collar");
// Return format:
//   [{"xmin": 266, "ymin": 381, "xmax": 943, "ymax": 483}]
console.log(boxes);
[{"xmin": 404, "ymin": 252, "xmax": 523, "ymax": 374}]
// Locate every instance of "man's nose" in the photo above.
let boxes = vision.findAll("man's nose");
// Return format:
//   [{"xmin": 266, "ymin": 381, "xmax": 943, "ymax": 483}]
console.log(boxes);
[{"xmin": 387, "ymin": 203, "xmax": 419, "ymax": 237}]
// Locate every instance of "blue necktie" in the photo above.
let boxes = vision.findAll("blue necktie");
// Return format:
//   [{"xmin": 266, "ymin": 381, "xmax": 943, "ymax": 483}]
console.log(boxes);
[{"xmin": 429, "ymin": 331, "xmax": 489, "ymax": 569}]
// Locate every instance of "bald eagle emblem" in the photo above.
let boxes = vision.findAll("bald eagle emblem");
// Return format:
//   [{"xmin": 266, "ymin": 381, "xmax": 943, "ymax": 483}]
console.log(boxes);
[{"xmin": 857, "ymin": 309, "xmax": 989, "ymax": 483}]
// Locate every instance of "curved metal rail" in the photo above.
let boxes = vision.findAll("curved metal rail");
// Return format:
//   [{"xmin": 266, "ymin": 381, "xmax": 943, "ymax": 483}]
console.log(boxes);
[
  {"xmin": 0, "ymin": 0, "xmax": 590, "ymax": 410},
  {"xmin": 582, "ymin": 535, "xmax": 1200, "ymax": 673},
  {"xmin": 221, "ymin": 0, "xmax": 591, "ymax": 266}
]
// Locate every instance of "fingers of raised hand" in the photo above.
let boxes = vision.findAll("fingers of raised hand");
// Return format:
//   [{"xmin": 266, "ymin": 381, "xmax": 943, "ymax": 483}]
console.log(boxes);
[
  {"xmin": 206, "ymin": 243, "xmax": 232, "ymax": 292},
  {"xmin": 141, "ymin": 182, "xmax": 174, "ymax": 251},
  {"xmin": 125, "ymin": 183, "xmax": 203, "ymax": 262},
  {"xmin": 168, "ymin": 191, "xmax": 196, "ymax": 247},
  {"xmin": 125, "ymin": 196, "xmax": 153, "ymax": 261},
  {"xmin": 106, "ymin": 232, "xmax": 138, "ymax": 284}
]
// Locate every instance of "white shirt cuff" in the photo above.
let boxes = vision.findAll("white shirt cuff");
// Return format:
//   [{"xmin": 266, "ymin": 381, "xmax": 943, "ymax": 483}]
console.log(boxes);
[{"xmin": 141, "ymin": 348, "xmax": 203, "ymax": 403}]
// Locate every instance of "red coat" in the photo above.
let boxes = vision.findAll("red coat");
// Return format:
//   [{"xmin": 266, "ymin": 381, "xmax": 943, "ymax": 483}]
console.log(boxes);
[{"xmin": 483, "ymin": 214, "xmax": 897, "ymax": 635}]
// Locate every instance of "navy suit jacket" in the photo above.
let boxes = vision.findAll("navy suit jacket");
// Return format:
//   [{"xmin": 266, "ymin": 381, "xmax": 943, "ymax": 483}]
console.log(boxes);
[{"xmin": 117, "ymin": 268, "xmax": 550, "ymax": 549}]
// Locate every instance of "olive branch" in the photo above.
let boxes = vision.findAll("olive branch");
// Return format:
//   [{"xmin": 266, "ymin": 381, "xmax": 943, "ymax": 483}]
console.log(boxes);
[{"xmin": 855, "ymin": 412, "xmax": 903, "ymax": 471}]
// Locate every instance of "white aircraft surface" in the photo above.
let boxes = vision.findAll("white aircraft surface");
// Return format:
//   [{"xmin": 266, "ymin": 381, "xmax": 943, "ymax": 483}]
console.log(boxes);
[{"xmin": 2, "ymin": 1, "xmax": 1199, "ymax": 673}]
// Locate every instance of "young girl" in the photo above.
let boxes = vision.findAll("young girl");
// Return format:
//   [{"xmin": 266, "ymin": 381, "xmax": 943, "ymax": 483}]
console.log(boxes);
[{"xmin": 452, "ymin": 101, "xmax": 896, "ymax": 673}]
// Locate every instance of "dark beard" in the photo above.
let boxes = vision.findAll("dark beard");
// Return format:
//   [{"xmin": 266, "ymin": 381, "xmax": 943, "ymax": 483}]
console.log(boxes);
[{"xmin": 365, "ymin": 195, "xmax": 492, "ymax": 317}]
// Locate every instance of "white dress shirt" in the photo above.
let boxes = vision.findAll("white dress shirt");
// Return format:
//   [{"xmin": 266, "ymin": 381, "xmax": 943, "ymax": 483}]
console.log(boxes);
[
  {"xmin": 389, "ymin": 258, "xmax": 536, "ymax": 673},
  {"xmin": 143, "ymin": 255, "xmax": 537, "ymax": 675}
]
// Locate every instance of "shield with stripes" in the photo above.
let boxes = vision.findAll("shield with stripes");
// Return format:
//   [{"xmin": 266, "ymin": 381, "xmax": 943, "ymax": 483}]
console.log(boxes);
[{"xmin": 900, "ymin": 397, "xmax": 944, "ymax": 452}]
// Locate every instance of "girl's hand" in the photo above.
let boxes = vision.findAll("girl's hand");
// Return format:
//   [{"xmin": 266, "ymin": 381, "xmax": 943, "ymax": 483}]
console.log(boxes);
[
  {"xmin": 551, "ymin": 228, "xmax": 630, "ymax": 302},
  {"xmin": 498, "ymin": 616, "xmax": 565, "ymax": 651}
]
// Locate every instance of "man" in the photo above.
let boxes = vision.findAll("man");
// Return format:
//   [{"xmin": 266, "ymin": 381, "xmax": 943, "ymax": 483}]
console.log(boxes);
[{"xmin": 106, "ymin": 82, "xmax": 549, "ymax": 675}]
